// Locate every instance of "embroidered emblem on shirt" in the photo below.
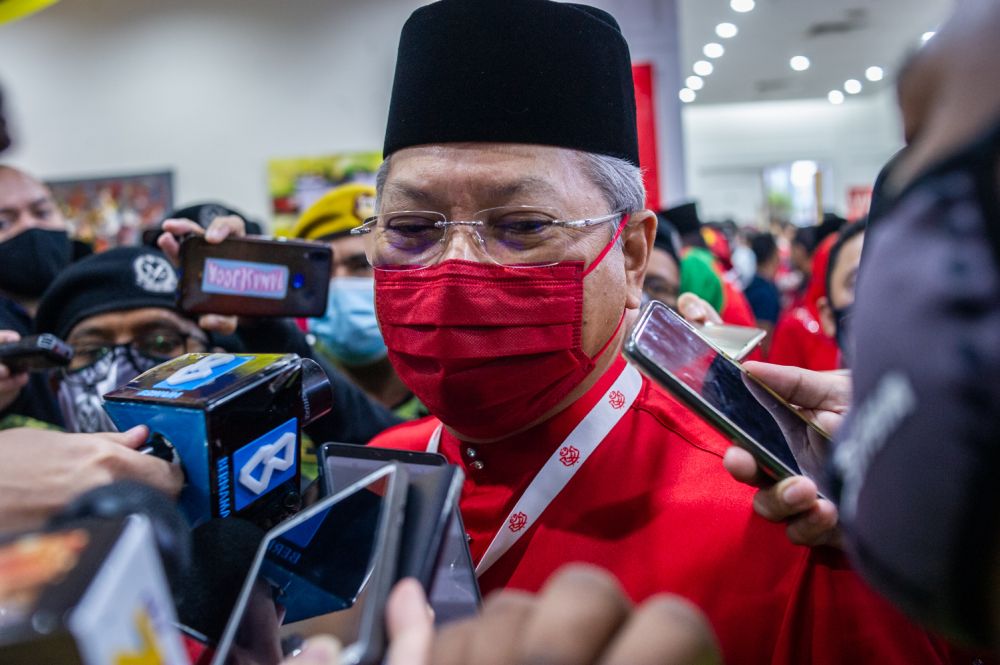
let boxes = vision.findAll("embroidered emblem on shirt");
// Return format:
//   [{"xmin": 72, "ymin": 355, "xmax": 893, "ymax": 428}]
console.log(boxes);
[
  {"xmin": 508, "ymin": 511, "xmax": 528, "ymax": 532},
  {"xmin": 558, "ymin": 445, "xmax": 581, "ymax": 466},
  {"xmin": 608, "ymin": 389, "xmax": 626, "ymax": 409}
]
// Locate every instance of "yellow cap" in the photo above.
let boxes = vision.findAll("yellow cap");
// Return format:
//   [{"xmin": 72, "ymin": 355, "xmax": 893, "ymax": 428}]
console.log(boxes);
[{"xmin": 291, "ymin": 183, "xmax": 377, "ymax": 241}]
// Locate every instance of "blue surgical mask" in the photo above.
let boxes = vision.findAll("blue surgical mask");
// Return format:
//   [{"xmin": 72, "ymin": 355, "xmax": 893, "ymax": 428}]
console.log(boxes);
[{"xmin": 309, "ymin": 276, "xmax": 387, "ymax": 366}]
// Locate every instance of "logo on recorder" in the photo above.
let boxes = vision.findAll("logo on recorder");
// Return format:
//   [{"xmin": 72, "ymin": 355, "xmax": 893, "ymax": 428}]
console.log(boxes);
[
  {"xmin": 231, "ymin": 418, "xmax": 298, "ymax": 511},
  {"xmin": 155, "ymin": 353, "xmax": 249, "ymax": 392}
]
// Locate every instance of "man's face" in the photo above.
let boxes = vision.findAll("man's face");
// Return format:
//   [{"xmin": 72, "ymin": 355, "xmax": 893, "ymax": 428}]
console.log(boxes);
[
  {"xmin": 790, "ymin": 242, "xmax": 811, "ymax": 276},
  {"xmin": 378, "ymin": 143, "xmax": 653, "ymax": 357},
  {"xmin": 819, "ymin": 233, "xmax": 864, "ymax": 338},
  {"xmin": 0, "ymin": 168, "xmax": 67, "ymax": 244},
  {"xmin": 643, "ymin": 248, "xmax": 680, "ymax": 310},
  {"xmin": 329, "ymin": 234, "xmax": 373, "ymax": 279},
  {"xmin": 66, "ymin": 307, "xmax": 208, "ymax": 371}
]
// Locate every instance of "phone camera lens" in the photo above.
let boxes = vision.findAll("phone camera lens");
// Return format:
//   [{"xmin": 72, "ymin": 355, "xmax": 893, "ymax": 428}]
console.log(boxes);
[{"xmin": 292, "ymin": 274, "xmax": 305, "ymax": 289}]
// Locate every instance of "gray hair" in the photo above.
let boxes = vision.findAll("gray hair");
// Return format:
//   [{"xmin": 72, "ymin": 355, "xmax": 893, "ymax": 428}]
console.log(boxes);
[{"xmin": 375, "ymin": 149, "xmax": 645, "ymax": 215}]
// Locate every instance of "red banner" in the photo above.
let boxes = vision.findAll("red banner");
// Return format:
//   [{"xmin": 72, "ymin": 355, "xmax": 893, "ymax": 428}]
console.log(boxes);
[{"xmin": 632, "ymin": 63, "xmax": 661, "ymax": 211}]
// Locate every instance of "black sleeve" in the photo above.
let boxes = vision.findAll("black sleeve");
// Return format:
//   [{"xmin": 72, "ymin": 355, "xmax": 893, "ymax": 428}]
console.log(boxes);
[{"xmin": 231, "ymin": 319, "xmax": 402, "ymax": 444}]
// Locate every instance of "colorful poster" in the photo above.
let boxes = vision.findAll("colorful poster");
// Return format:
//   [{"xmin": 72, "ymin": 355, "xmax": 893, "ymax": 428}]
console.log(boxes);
[
  {"xmin": 268, "ymin": 151, "xmax": 382, "ymax": 235},
  {"xmin": 46, "ymin": 171, "xmax": 173, "ymax": 252}
]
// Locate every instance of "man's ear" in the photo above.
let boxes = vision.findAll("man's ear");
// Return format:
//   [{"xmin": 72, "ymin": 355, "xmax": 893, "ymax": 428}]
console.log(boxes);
[
  {"xmin": 817, "ymin": 296, "xmax": 836, "ymax": 338},
  {"xmin": 622, "ymin": 210, "xmax": 656, "ymax": 311}
]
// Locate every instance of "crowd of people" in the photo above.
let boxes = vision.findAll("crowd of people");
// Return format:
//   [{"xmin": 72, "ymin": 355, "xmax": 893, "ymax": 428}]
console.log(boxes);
[{"xmin": 0, "ymin": 0, "xmax": 998, "ymax": 663}]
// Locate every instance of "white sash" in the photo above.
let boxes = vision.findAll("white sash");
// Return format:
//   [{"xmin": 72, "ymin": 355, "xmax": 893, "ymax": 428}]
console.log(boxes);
[{"xmin": 426, "ymin": 362, "xmax": 643, "ymax": 576}]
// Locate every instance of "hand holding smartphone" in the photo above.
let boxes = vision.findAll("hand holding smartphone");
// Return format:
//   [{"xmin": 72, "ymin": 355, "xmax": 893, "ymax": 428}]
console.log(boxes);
[{"xmin": 624, "ymin": 301, "xmax": 832, "ymax": 493}]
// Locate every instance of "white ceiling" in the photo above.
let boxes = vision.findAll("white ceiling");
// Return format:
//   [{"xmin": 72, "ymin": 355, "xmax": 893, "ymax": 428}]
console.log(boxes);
[{"xmin": 677, "ymin": 0, "xmax": 952, "ymax": 104}]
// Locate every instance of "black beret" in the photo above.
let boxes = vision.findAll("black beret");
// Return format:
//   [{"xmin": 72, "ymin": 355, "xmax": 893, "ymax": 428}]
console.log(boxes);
[
  {"xmin": 36, "ymin": 247, "xmax": 181, "ymax": 339},
  {"xmin": 144, "ymin": 201, "xmax": 263, "ymax": 246},
  {"xmin": 661, "ymin": 202, "xmax": 701, "ymax": 236},
  {"xmin": 384, "ymin": 0, "xmax": 639, "ymax": 166}
]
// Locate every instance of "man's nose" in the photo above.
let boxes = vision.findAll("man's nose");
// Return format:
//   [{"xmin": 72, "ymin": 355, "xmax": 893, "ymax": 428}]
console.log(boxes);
[{"xmin": 438, "ymin": 226, "xmax": 488, "ymax": 263}]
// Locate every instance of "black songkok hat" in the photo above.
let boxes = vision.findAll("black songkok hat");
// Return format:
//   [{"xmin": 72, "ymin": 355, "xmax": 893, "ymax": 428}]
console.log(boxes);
[
  {"xmin": 662, "ymin": 202, "xmax": 702, "ymax": 236},
  {"xmin": 36, "ymin": 247, "xmax": 182, "ymax": 339},
  {"xmin": 383, "ymin": 0, "xmax": 640, "ymax": 166}
]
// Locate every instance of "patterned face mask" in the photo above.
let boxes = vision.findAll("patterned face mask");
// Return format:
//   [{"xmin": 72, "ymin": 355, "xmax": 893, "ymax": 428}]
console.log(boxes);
[{"xmin": 57, "ymin": 346, "xmax": 161, "ymax": 433}]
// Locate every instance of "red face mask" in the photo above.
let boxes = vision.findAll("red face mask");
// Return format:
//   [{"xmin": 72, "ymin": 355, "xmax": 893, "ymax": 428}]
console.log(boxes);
[{"xmin": 375, "ymin": 222, "xmax": 626, "ymax": 440}]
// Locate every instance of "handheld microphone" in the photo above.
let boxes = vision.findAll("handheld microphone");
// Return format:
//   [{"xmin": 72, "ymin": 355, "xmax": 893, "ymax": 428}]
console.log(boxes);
[
  {"xmin": 102, "ymin": 353, "xmax": 333, "ymax": 529},
  {"xmin": 173, "ymin": 518, "xmax": 265, "ymax": 662}
]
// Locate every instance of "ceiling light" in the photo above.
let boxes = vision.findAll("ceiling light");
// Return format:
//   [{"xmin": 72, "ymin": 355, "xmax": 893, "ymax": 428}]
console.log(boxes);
[
  {"xmin": 844, "ymin": 79, "xmax": 862, "ymax": 95},
  {"xmin": 865, "ymin": 66, "xmax": 884, "ymax": 82},
  {"xmin": 715, "ymin": 22, "xmax": 738, "ymax": 39},
  {"xmin": 693, "ymin": 60, "xmax": 714, "ymax": 76},
  {"xmin": 679, "ymin": 88, "xmax": 697, "ymax": 103},
  {"xmin": 828, "ymin": 90, "xmax": 845, "ymax": 105},
  {"xmin": 789, "ymin": 56, "xmax": 810, "ymax": 72},
  {"xmin": 921, "ymin": 31, "xmax": 935, "ymax": 43},
  {"xmin": 686, "ymin": 75, "xmax": 704, "ymax": 91},
  {"xmin": 703, "ymin": 42, "xmax": 725, "ymax": 59},
  {"xmin": 730, "ymin": 0, "xmax": 755, "ymax": 13}
]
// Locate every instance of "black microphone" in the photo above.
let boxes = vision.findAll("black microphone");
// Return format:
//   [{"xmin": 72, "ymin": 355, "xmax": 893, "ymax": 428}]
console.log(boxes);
[{"xmin": 174, "ymin": 517, "xmax": 266, "ymax": 645}]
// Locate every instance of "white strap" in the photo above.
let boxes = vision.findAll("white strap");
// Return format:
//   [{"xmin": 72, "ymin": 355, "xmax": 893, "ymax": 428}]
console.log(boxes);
[
  {"xmin": 427, "ymin": 424, "xmax": 443, "ymax": 454},
  {"xmin": 426, "ymin": 363, "xmax": 643, "ymax": 577}
]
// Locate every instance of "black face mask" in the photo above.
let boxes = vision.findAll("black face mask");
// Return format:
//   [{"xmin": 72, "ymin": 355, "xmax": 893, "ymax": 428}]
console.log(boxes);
[
  {"xmin": 831, "ymin": 303, "xmax": 853, "ymax": 364},
  {"xmin": 0, "ymin": 228, "xmax": 72, "ymax": 298},
  {"xmin": 834, "ymin": 117, "xmax": 1000, "ymax": 646}
]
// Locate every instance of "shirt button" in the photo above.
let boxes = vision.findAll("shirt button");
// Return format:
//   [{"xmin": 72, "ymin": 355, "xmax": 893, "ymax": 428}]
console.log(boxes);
[
  {"xmin": 465, "ymin": 446, "xmax": 478, "ymax": 459},
  {"xmin": 470, "ymin": 460, "xmax": 485, "ymax": 471}
]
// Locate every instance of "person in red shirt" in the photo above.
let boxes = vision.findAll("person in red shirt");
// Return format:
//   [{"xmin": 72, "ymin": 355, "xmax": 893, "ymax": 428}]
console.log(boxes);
[
  {"xmin": 767, "ymin": 232, "xmax": 841, "ymax": 370},
  {"xmin": 358, "ymin": 1, "xmax": 952, "ymax": 663}
]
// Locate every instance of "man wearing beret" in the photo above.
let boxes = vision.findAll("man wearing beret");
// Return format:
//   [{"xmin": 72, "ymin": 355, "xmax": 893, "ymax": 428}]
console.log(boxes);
[{"xmin": 361, "ymin": 1, "xmax": 952, "ymax": 663}]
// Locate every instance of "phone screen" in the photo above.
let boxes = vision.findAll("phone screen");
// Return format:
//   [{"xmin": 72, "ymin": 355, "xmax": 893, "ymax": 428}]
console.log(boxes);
[
  {"xmin": 629, "ymin": 302, "xmax": 831, "ymax": 483},
  {"xmin": 179, "ymin": 237, "xmax": 331, "ymax": 318},
  {"xmin": 215, "ymin": 467, "xmax": 401, "ymax": 665},
  {"xmin": 323, "ymin": 451, "xmax": 480, "ymax": 625}
]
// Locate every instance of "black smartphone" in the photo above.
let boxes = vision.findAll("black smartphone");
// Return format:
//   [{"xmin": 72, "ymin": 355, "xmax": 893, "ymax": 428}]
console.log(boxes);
[
  {"xmin": 624, "ymin": 300, "xmax": 832, "ymax": 490},
  {"xmin": 178, "ymin": 236, "xmax": 332, "ymax": 318},
  {"xmin": 212, "ymin": 463, "xmax": 408, "ymax": 665},
  {"xmin": 0, "ymin": 334, "xmax": 74, "ymax": 373},
  {"xmin": 319, "ymin": 443, "xmax": 481, "ymax": 625}
]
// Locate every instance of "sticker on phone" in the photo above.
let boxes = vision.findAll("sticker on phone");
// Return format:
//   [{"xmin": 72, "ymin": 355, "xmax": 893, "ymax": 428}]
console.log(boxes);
[{"xmin": 201, "ymin": 258, "xmax": 289, "ymax": 300}]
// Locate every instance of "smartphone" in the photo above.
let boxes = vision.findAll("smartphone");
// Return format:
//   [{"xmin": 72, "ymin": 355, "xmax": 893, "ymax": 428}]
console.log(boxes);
[
  {"xmin": 319, "ymin": 443, "xmax": 481, "ymax": 625},
  {"xmin": 0, "ymin": 334, "xmax": 74, "ymax": 373},
  {"xmin": 212, "ymin": 463, "xmax": 408, "ymax": 665},
  {"xmin": 178, "ymin": 236, "xmax": 332, "ymax": 318},
  {"xmin": 696, "ymin": 322, "xmax": 766, "ymax": 361},
  {"xmin": 624, "ymin": 301, "xmax": 831, "ymax": 488}
]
